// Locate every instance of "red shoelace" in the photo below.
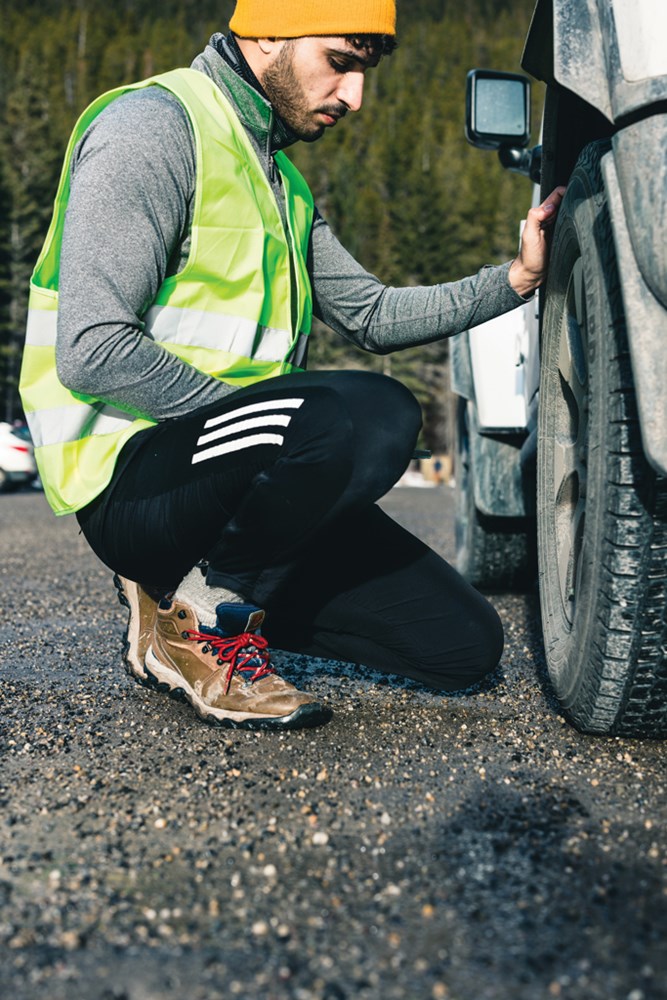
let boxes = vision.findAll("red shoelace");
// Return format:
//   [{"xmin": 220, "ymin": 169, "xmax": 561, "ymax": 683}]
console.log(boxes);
[{"xmin": 186, "ymin": 629, "xmax": 275, "ymax": 694}]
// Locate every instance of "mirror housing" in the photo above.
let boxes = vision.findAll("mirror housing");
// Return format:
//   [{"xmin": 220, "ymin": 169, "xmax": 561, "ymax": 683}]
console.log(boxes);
[{"xmin": 465, "ymin": 69, "xmax": 531, "ymax": 150}]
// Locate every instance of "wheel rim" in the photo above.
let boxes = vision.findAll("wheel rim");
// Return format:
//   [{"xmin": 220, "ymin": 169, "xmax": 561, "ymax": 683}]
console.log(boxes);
[{"xmin": 552, "ymin": 255, "xmax": 589, "ymax": 625}]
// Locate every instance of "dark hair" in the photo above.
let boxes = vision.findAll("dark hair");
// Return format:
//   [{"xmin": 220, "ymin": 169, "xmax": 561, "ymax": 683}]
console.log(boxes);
[
  {"xmin": 345, "ymin": 33, "xmax": 397, "ymax": 57},
  {"xmin": 262, "ymin": 33, "xmax": 397, "ymax": 57}
]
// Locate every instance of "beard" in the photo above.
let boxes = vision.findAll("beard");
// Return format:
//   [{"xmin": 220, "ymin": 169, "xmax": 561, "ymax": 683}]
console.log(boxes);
[{"xmin": 261, "ymin": 42, "xmax": 346, "ymax": 143}]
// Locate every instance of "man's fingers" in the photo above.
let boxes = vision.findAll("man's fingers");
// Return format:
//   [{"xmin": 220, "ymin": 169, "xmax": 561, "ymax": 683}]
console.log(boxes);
[
  {"xmin": 542, "ymin": 185, "xmax": 567, "ymax": 209},
  {"xmin": 534, "ymin": 185, "xmax": 567, "ymax": 224},
  {"xmin": 512, "ymin": 185, "xmax": 568, "ymax": 293}
]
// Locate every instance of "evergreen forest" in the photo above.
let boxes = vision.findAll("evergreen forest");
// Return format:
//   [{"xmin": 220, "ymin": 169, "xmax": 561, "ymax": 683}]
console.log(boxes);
[{"xmin": 0, "ymin": 0, "xmax": 542, "ymax": 449}]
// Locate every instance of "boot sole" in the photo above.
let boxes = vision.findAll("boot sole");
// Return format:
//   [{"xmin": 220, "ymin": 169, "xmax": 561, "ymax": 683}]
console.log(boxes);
[
  {"xmin": 144, "ymin": 647, "xmax": 332, "ymax": 731},
  {"xmin": 113, "ymin": 573, "xmax": 153, "ymax": 688}
]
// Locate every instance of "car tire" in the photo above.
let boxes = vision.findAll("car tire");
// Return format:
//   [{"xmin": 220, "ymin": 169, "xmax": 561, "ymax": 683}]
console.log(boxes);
[
  {"xmin": 537, "ymin": 140, "xmax": 667, "ymax": 736},
  {"xmin": 455, "ymin": 397, "xmax": 535, "ymax": 591}
]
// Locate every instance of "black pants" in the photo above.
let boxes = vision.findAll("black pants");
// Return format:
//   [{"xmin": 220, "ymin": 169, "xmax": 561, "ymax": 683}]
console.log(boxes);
[{"xmin": 78, "ymin": 371, "xmax": 503, "ymax": 691}]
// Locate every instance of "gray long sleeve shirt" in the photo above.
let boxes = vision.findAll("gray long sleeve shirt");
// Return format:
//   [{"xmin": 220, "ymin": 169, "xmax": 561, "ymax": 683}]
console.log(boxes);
[{"xmin": 56, "ymin": 33, "xmax": 526, "ymax": 422}]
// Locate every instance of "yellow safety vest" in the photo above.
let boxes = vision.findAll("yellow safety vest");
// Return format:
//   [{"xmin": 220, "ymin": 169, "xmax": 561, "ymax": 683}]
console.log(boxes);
[{"xmin": 19, "ymin": 68, "xmax": 314, "ymax": 515}]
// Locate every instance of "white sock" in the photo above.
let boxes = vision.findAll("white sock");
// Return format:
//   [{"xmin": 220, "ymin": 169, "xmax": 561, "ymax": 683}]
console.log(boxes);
[{"xmin": 173, "ymin": 565, "xmax": 244, "ymax": 627}]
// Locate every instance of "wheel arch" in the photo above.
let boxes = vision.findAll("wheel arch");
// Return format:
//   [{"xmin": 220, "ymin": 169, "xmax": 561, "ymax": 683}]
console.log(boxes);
[
  {"xmin": 523, "ymin": 0, "xmax": 667, "ymax": 122},
  {"xmin": 602, "ymin": 145, "xmax": 667, "ymax": 477},
  {"xmin": 540, "ymin": 131, "xmax": 667, "ymax": 478}
]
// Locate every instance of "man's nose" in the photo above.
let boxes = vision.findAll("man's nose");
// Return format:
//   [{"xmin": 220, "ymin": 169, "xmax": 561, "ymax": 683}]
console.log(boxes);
[{"xmin": 337, "ymin": 72, "xmax": 365, "ymax": 112}]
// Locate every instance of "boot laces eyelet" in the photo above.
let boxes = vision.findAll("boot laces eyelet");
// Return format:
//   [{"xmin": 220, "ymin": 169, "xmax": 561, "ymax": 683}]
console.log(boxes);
[{"xmin": 182, "ymin": 627, "xmax": 275, "ymax": 694}]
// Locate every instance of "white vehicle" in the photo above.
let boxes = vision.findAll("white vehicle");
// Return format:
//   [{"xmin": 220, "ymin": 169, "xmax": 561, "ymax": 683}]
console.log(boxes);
[
  {"xmin": 0, "ymin": 422, "xmax": 38, "ymax": 492},
  {"xmin": 451, "ymin": 0, "xmax": 667, "ymax": 737}
]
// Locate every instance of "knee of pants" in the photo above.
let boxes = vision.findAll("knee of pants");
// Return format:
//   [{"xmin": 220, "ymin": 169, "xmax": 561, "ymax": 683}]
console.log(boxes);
[
  {"xmin": 339, "ymin": 372, "xmax": 423, "ymax": 492},
  {"xmin": 358, "ymin": 372, "xmax": 422, "ymax": 451},
  {"xmin": 290, "ymin": 372, "xmax": 422, "ymax": 501},
  {"xmin": 419, "ymin": 596, "xmax": 504, "ymax": 692},
  {"xmin": 470, "ymin": 599, "xmax": 505, "ymax": 682}
]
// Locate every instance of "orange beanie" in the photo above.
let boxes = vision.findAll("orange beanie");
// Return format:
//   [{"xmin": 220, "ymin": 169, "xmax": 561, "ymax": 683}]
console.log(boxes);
[{"xmin": 229, "ymin": 0, "xmax": 396, "ymax": 39}]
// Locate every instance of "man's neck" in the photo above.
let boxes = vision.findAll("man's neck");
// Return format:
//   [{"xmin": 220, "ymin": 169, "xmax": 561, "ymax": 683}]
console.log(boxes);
[
  {"xmin": 225, "ymin": 33, "xmax": 270, "ymax": 99},
  {"xmin": 209, "ymin": 32, "xmax": 298, "ymax": 153}
]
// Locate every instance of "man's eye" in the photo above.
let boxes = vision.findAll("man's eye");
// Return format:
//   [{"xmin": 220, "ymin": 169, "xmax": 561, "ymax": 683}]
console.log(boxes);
[{"xmin": 330, "ymin": 59, "xmax": 349, "ymax": 72}]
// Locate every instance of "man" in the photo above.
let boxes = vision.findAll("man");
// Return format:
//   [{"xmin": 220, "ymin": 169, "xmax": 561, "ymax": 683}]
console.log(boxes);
[{"xmin": 20, "ymin": 0, "xmax": 564, "ymax": 731}]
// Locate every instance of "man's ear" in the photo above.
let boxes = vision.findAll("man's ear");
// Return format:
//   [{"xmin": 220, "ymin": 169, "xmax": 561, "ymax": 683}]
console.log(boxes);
[
  {"xmin": 235, "ymin": 35, "xmax": 283, "ymax": 76},
  {"xmin": 257, "ymin": 37, "xmax": 280, "ymax": 56}
]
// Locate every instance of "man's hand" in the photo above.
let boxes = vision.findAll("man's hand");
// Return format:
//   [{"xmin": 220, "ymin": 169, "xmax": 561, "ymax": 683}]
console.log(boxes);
[{"xmin": 508, "ymin": 186, "xmax": 567, "ymax": 298}]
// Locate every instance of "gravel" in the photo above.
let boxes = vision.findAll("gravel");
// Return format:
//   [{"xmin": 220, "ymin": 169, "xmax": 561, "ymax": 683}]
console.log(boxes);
[{"xmin": 0, "ymin": 487, "xmax": 665, "ymax": 1000}]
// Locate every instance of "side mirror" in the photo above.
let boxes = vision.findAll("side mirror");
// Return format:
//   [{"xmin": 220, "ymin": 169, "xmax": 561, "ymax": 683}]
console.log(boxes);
[{"xmin": 465, "ymin": 69, "xmax": 531, "ymax": 150}]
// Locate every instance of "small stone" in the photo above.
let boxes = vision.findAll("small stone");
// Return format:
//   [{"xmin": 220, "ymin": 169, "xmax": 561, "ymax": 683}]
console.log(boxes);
[{"xmin": 312, "ymin": 831, "xmax": 329, "ymax": 846}]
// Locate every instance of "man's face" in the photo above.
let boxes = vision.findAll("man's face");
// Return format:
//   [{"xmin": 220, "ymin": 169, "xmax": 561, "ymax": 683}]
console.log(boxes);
[{"xmin": 260, "ymin": 36, "xmax": 381, "ymax": 142}]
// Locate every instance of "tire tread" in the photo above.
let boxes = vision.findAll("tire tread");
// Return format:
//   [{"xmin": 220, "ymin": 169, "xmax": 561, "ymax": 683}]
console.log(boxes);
[{"xmin": 538, "ymin": 139, "xmax": 667, "ymax": 736}]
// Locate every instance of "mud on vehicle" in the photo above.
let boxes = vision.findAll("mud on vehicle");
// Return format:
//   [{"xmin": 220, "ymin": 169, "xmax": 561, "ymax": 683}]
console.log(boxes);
[{"xmin": 452, "ymin": 0, "xmax": 667, "ymax": 737}]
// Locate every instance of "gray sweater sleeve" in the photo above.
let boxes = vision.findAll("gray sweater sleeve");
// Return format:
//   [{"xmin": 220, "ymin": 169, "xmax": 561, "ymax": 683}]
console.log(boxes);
[
  {"xmin": 309, "ymin": 210, "xmax": 526, "ymax": 353},
  {"xmin": 56, "ymin": 89, "xmax": 234, "ymax": 420},
  {"xmin": 56, "ymin": 86, "xmax": 526, "ymax": 423}
]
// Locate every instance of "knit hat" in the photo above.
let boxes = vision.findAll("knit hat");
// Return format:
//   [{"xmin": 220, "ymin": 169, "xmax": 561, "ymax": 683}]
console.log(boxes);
[{"xmin": 229, "ymin": 0, "xmax": 396, "ymax": 39}]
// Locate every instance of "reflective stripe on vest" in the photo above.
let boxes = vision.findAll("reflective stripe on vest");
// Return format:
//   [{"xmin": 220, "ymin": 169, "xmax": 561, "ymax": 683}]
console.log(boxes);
[
  {"xmin": 19, "ymin": 68, "xmax": 314, "ymax": 515},
  {"xmin": 28, "ymin": 402, "xmax": 136, "ymax": 449},
  {"xmin": 143, "ymin": 305, "xmax": 309, "ymax": 368},
  {"xmin": 26, "ymin": 305, "xmax": 309, "ymax": 372}
]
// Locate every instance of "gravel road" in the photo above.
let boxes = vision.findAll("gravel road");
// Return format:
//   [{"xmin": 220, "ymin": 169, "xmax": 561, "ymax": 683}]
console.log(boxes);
[{"xmin": 0, "ymin": 487, "xmax": 665, "ymax": 1000}]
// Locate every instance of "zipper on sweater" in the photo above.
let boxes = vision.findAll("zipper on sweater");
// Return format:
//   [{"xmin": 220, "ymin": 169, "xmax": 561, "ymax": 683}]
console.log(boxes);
[{"xmin": 268, "ymin": 152, "xmax": 277, "ymax": 184}]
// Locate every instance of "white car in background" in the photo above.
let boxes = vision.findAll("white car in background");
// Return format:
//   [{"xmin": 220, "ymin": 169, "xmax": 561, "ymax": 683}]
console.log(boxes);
[{"xmin": 0, "ymin": 422, "xmax": 38, "ymax": 492}]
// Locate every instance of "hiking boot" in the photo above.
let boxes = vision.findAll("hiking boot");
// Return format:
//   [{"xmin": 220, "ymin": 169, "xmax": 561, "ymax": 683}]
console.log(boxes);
[
  {"xmin": 114, "ymin": 574, "xmax": 160, "ymax": 686},
  {"xmin": 144, "ymin": 599, "xmax": 331, "ymax": 730}
]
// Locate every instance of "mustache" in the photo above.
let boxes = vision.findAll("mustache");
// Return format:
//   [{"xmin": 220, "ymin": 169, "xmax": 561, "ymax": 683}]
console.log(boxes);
[{"xmin": 317, "ymin": 104, "xmax": 348, "ymax": 120}]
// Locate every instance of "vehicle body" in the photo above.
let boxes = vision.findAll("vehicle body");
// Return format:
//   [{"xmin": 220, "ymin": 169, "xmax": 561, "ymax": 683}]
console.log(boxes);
[
  {"xmin": 452, "ymin": 0, "xmax": 667, "ymax": 736},
  {"xmin": 0, "ymin": 422, "xmax": 38, "ymax": 492}
]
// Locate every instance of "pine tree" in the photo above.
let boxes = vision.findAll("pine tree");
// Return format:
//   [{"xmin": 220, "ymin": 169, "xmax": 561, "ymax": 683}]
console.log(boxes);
[
  {"xmin": 0, "ymin": 176, "xmax": 13, "ymax": 421},
  {"xmin": 0, "ymin": 51, "xmax": 62, "ymax": 419}
]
